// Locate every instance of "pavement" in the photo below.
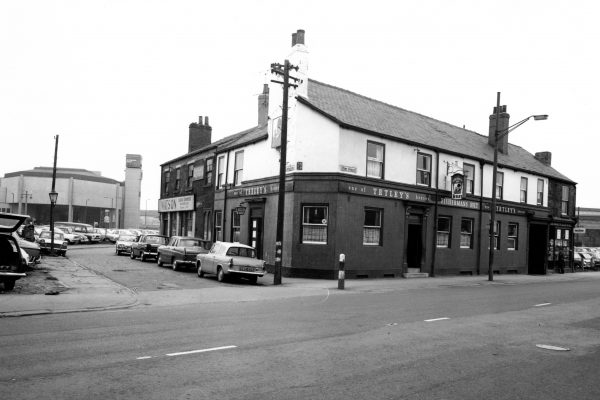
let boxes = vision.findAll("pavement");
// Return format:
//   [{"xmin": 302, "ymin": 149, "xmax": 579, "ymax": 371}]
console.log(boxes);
[{"xmin": 1, "ymin": 256, "xmax": 599, "ymax": 317}]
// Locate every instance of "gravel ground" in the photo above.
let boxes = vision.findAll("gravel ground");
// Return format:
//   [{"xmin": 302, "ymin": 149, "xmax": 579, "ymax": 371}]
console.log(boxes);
[{"xmin": 1, "ymin": 263, "xmax": 67, "ymax": 295}]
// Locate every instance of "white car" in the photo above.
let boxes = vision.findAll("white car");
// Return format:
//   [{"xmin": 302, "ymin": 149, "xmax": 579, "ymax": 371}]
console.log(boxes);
[
  {"xmin": 55, "ymin": 226, "xmax": 81, "ymax": 245},
  {"xmin": 115, "ymin": 234, "xmax": 138, "ymax": 255},
  {"xmin": 196, "ymin": 242, "xmax": 266, "ymax": 284}
]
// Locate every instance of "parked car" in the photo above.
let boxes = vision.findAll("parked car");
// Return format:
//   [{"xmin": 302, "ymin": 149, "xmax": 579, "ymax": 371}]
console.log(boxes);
[
  {"xmin": 106, "ymin": 229, "xmax": 130, "ymax": 243},
  {"xmin": 196, "ymin": 241, "xmax": 266, "ymax": 284},
  {"xmin": 578, "ymin": 252, "xmax": 593, "ymax": 270},
  {"xmin": 157, "ymin": 236, "xmax": 211, "ymax": 271},
  {"xmin": 130, "ymin": 234, "xmax": 169, "ymax": 261},
  {"xmin": 53, "ymin": 226, "xmax": 81, "ymax": 245},
  {"xmin": 55, "ymin": 222, "xmax": 101, "ymax": 243},
  {"xmin": 93, "ymin": 228, "xmax": 107, "ymax": 242},
  {"xmin": 0, "ymin": 212, "xmax": 28, "ymax": 291},
  {"xmin": 37, "ymin": 230, "xmax": 68, "ymax": 256},
  {"xmin": 573, "ymin": 252, "xmax": 583, "ymax": 270},
  {"xmin": 115, "ymin": 234, "xmax": 138, "ymax": 255},
  {"xmin": 13, "ymin": 232, "xmax": 41, "ymax": 263}
]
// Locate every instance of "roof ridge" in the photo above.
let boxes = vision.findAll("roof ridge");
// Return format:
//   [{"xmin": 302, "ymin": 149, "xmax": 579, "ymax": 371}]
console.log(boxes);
[{"xmin": 307, "ymin": 78, "xmax": 483, "ymax": 137}]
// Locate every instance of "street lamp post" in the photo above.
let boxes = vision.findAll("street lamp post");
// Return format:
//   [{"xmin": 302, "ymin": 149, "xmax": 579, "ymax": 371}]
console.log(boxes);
[
  {"xmin": 145, "ymin": 199, "xmax": 150, "ymax": 229},
  {"xmin": 49, "ymin": 134, "xmax": 59, "ymax": 256},
  {"xmin": 488, "ymin": 92, "xmax": 548, "ymax": 281},
  {"xmin": 49, "ymin": 191, "xmax": 58, "ymax": 254},
  {"xmin": 104, "ymin": 197, "xmax": 114, "ymax": 229}
]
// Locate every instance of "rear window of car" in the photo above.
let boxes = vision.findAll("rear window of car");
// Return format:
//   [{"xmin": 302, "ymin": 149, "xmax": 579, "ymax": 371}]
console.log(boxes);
[
  {"xmin": 179, "ymin": 239, "xmax": 200, "ymax": 247},
  {"xmin": 146, "ymin": 236, "xmax": 167, "ymax": 244},
  {"xmin": 226, "ymin": 247, "xmax": 256, "ymax": 258}
]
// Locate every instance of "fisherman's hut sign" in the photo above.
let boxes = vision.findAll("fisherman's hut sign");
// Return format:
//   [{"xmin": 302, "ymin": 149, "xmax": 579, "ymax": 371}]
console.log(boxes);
[{"xmin": 451, "ymin": 173, "xmax": 464, "ymax": 199}]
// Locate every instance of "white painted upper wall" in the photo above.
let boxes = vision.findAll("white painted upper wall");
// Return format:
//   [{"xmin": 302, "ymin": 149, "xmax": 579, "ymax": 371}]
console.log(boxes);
[{"xmin": 227, "ymin": 97, "xmax": 550, "ymax": 208}]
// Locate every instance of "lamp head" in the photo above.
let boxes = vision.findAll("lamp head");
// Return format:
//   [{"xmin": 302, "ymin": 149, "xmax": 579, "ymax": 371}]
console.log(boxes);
[
  {"xmin": 49, "ymin": 191, "xmax": 58, "ymax": 204},
  {"xmin": 533, "ymin": 115, "xmax": 549, "ymax": 121}
]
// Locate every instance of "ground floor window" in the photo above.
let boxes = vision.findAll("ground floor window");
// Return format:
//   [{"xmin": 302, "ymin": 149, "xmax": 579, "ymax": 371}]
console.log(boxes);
[
  {"xmin": 460, "ymin": 218, "xmax": 473, "ymax": 249},
  {"xmin": 214, "ymin": 210, "xmax": 223, "ymax": 241},
  {"xmin": 437, "ymin": 217, "xmax": 451, "ymax": 247},
  {"xmin": 231, "ymin": 210, "xmax": 241, "ymax": 242},
  {"xmin": 363, "ymin": 208, "xmax": 382, "ymax": 246},
  {"xmin": 203, "ymin": 210, "xmax": 212, "ymax": 241},
  {"xmin": 507, "ymin": 223, "xmax": 518, "ymax": 250},
  {"xmin": 302, "ymin": 205, "xmax": 328, "ymax": 244},
  {"xmin": 180, "ymin": 211, "xmax": 193, "ymax": 236}
]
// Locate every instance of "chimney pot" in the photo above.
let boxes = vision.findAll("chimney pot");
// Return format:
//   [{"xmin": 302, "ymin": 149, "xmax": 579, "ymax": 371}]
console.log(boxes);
[
  {"xmin": 292, "ymin": 32, "xmax": 297, "ymax": 46},
  {"xmin": 205, "ymin": 116, "xmax": 209, "ymax": 126},
  {"xmin": 189, "ymin": 115, "xmax": 212, "ymax": 153},
  {"xmin": 296, "ymin": 29, "xmax": 305, "ymax": 45}
]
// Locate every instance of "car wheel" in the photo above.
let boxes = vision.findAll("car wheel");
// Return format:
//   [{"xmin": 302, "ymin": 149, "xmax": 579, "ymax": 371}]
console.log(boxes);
[
  {"xmin": 157, "ymin": 254, "xmax": 163, "ymax": 267},
  {"xmin": 116, "ymin": 249, "xmax": 121, "ymax": 255},
  {"xmin": 197, "ymin": 262, "xmax": 204, "ymax": 278},
  {"xmin": 141, "ymin": 252, "xmax": 146, "ymax": 262},
  {"xmin": 3, "ymin": 280, "xmax": 16, "ymax": 291},
  {"xmin": 130, "ymin": 250, "xmax": 135, "ymax": 259},
  {"xmin": 217, "ymin": 267, "xmax": 225, "ymax": 282},
  {"xmin": 248, "ymin": 275, "xmax": 258, "ymax": 285}
]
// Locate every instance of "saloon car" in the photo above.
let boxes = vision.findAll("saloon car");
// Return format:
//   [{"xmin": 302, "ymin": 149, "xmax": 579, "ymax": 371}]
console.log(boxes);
[
  {"xmin": 130, "ymin": 234, "xmax": 169, "ymax": 261},
  {"xmin": 157, "ymin": 236, "xmax": 211, "ymax": 271},
  {"xmin": 196, "ymin": 241, "xmax": 266, "ymax": 284},
  {"xmin": 37, "ymin": 230, "xmax": 68, "ymax": 256},
  {"xmin": 115, "ymin": 234, "xmax": 138, "ymax": 255},
  {"xmin": 0, "ymin": 213, "xmax": 28, "ymax": 291}
]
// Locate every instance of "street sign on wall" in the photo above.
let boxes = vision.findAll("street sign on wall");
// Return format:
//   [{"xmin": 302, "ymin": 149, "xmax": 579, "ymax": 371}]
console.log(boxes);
[{"xmin": 573, "ymin": 227, "xmax": 586, "ymax": 234}]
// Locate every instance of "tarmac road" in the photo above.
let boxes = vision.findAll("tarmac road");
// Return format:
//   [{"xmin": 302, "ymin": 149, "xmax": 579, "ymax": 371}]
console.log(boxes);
[{"xmin": 2, "ymin": 252, "xmax": 600, "ymax": 399}]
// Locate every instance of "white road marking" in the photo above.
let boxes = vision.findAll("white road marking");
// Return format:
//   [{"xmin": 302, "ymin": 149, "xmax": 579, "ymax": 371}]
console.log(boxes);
[
  {"xmin": 536, "ymin": 344, "xmax": 570, "ymax": 351},
  {"xmin": 319, "ymin": 288, "xmax": 330, "ymax": 303},
  {"xmin": 424, "ymin": 317, "xmax": 450, "ymax": 322},
  {"xmin": 166, "ymin": 345, "xmax": 237, "ymax": 357},
  {"xmin": 534, "ymin": 303, "xmax": 552, "ymax": 307},
  {"xmin": 136, "ymin": 356, "xmax": 152, "ymax": 360}
]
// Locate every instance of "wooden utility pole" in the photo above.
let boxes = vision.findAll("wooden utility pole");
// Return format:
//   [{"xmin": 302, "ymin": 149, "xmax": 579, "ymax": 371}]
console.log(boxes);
[{"xmin": 270, "ymin": 60, "xmax": 300, "ymax": 285}]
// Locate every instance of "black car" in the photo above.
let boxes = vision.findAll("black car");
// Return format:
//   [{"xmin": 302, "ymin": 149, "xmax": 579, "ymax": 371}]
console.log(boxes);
[
  {"xmin": 130, "ymin": 234, "xmax": 169, "ymax": 261},
  {"xmin": 0, "ymin": 213, "xmax": 28, "ymax": 291}
]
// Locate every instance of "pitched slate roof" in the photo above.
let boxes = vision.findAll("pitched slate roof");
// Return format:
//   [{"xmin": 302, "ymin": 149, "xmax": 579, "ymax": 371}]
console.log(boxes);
[
  {"xmin": 162, "ymin": 125, "xmax": 268, "ymax": 166},
  {"xmin": 299, "ymin": 79, "xmax": 574, "ymax": 183}
]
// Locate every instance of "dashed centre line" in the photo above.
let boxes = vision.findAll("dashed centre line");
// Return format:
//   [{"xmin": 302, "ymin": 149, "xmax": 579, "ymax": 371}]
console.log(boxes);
[
  {"xmin": 136, "ymin": 345, "xmax": 237, "ymax": 360},
  {"xmin": 534, "ymin": 303, "xmax": 552, "ymax": 307},
  {"xmin": 166, "ymin": 345, "xmax": 237, "ymax": 357},
  {"xmin": 424, "ymin": 317, "xmax": 450, "ymax": 322}
]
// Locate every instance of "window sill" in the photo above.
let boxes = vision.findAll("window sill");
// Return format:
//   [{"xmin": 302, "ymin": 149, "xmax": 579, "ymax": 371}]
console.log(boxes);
[{"xmin": 302, "ymin": 241, "xmax": 327, "ymax": 245}]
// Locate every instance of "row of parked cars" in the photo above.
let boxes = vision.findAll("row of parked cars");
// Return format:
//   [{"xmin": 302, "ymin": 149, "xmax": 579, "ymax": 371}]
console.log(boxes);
[
  {"xmin": 574, "ymin": 247, "xmax": 600, "ymax": 270},
  {"xmin": 114, "ymin": 232, "xmax": 267, "ymax": 284}
]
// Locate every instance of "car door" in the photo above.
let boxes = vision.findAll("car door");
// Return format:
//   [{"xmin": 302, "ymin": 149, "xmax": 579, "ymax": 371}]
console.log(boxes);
[{"xmin": 203, "ymin": 243, "xmax": 219, "ymax": 274}]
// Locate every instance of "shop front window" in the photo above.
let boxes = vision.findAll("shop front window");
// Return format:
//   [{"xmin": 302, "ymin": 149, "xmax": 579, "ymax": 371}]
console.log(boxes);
[
  {"xmin": 437, "ymin": 217, "xmax": 451, "ymax": 248},
  {"xmin": 302, "ymin": 205, "xmax": 328, "ymax": 244},
  {"xmin": 363, "ymin": 208, "xmax": 382, "ymax": 246}
]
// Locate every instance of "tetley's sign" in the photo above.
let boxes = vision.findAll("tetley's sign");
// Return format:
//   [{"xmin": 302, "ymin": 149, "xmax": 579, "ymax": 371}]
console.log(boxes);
[
  {"xmin": 158, "ymin": 195, "xmax": 194, "ymax": 212},
  {"xmin": 340, "ymin": 183, "xmax": 434, "ymax": 203}
]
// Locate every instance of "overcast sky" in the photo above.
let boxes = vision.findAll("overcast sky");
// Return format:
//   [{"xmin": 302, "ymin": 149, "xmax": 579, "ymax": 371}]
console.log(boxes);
[{"xmin": 1, "ymin": 0, "xmax": 598, "ymax": 210}]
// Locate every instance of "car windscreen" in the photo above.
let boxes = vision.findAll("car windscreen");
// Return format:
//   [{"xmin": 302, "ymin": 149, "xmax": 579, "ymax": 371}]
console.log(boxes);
[
  {"xmin": 40, "ymin": 232, "xmax": 64, "ymax": 240},
  {"xmin": 119, "ymin": 235, "xmax": 136, "ymax": 241}
]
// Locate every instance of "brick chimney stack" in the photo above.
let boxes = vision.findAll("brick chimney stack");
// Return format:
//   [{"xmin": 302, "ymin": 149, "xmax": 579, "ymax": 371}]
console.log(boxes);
[
  {"xmin": 188, "ymin": 116, "xmax": 212, "ymax": 153},
  {"xmin": 489, "ymin": 105, "xmax": 510, "ymax": 154},
  {"xmin": 258, "ymin": 84, "xmax": 269, "ymax": 126},
  {"xmin": 535, "ymin": 151, "xmax": 552, "ymax": 166}
]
